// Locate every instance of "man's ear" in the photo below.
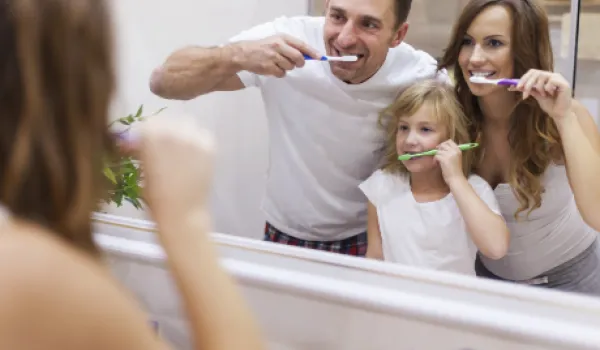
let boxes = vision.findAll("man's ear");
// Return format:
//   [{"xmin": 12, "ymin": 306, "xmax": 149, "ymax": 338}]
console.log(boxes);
[{"xmin": 390, "ymin": 22, "xmax": 409, "ymax": 48}]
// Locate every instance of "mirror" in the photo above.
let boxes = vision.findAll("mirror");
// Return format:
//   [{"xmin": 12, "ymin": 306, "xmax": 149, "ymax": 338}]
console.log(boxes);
[{"xmin": 94, "ymin": 213, "xmax": 600, "ymax": 350}]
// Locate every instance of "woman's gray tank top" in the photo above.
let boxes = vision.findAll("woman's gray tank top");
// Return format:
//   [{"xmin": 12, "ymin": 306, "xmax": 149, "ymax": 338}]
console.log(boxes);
[{"xmin": 480, "ymin": 165, "xmax": 597, "ymax": 281}]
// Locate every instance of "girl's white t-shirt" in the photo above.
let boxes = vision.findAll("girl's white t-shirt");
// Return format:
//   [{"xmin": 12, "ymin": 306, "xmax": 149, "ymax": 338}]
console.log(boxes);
[{"xmin": 359, "ymin": 170, "xmax": 502, "ymax": 276}]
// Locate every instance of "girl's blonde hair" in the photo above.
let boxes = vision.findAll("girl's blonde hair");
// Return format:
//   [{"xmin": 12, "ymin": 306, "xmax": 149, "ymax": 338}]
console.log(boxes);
[{"xmin": 379, "ymin": 79, "xmax": 474, "ymax": 177}]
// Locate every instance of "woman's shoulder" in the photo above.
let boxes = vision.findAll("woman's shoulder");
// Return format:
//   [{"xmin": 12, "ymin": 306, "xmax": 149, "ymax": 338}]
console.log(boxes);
[
  {"xmin": 0, "ymin": 221, "xmax": 165, "ymax": 350},
  {"xmin": 0, "ymin": 221, "xmax": 103, "ymax": 286}
]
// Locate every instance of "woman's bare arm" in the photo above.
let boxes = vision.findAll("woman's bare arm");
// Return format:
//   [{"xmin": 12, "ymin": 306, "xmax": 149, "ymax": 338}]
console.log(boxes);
[
  {"xmin": 558, "ymin": 100, "xmax": 600, "ymax": 231},
  {"xmin": 154, "ymin": 211, "xmax": 265, "ymax": 350},
  {"xmin": 136, "ymin": 118, "xmax": 266, "ymax": 350}
]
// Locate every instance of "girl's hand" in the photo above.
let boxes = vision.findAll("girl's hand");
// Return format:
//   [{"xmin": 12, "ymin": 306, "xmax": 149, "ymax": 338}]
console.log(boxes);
[
  {"xmin": 509, "ymin": 69, "xmax": 573, "ymax": 122},
  {"xmin": 435, "ymin": 140, "xmax": 465, "ymax": 186}
]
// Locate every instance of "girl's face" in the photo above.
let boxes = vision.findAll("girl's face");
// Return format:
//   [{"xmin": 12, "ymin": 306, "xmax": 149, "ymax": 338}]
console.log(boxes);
[
  {"xmin": 396, "ymin": 103, "xmax": 447, "ymax": 173},
  {"xmin": 458, "ymin": 5, "xmax": 514, "ymax": 98}
]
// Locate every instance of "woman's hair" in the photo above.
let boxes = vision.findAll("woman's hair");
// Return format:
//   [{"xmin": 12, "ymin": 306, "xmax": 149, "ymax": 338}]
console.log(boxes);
[
  {"xmin": 379, "ymin": 79, "xmax": 474, "ymax": 177},
  {"xmin": 0, "ymin": 0, "xmax": 115, "ymax": 255},
  {"xmin": 438, "ymin": 0, "xmax": 561, "ymax": 218}
]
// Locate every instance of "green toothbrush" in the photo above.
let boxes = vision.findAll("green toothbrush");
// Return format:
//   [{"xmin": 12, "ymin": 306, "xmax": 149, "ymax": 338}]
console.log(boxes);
[{"xmin": 397, "ymin": 143, "xmax": 479, "ymax": 161}]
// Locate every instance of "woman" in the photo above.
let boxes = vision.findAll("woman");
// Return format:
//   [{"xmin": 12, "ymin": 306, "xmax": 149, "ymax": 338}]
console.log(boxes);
[
  {"xmin": 438, "ymin": 0, "xmax": 600, "ymax": 295},
  {"xmin": 0, "ymin": 0, "xmax": 265, "ymax": 349}
]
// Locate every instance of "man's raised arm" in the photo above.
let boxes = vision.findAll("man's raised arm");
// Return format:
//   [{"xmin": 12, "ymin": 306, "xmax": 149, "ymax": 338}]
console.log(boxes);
[{"xmin": 149, "ymin": 34, "xmax": 321, "ymax": 100}]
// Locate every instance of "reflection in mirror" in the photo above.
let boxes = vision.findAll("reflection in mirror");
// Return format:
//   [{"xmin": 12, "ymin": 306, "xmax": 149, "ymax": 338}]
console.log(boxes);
[
  {"xmin": 113, "ymin": 0, "xmax": 599, "ymax": 300},
  {"xmin": 572, "ymin": 0, "xmax": 600, "ymax": 127}
]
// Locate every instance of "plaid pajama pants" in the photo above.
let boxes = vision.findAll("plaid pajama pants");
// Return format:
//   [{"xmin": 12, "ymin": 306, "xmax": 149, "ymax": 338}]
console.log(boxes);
[{"xmin": 263, "ymin": 221, "xmax": 367, "ymax": 257}]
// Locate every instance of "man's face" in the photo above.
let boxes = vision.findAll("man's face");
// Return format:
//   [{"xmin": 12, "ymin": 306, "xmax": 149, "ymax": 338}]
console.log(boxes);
[{"xmin": 323, "ymin": 0, "xmax": 408, "ymax": 84}]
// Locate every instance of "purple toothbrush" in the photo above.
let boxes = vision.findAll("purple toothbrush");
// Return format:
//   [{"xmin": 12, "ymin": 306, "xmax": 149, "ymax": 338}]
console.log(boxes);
[{"xmin": 469, "ymin": 76, "xmax": 519, "ymax": 86}]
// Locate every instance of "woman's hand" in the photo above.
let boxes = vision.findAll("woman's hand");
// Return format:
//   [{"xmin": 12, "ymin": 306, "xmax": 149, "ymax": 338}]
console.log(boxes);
[
  {"xmin": 435, "ymin": 140, "xmax": 465, "ymax": 186},
  {"xmin": 510, "ymin": 69, "xmax": 573, "ymax": 122},
  {"xmin": 123, "ymin": 116, "xmax": 215, "ymax": 224}
]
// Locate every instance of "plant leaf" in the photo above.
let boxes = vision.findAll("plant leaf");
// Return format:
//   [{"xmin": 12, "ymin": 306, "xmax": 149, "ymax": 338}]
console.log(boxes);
[
  {"xmin": 135, "ymin": 105, "xmax": 144, "ymax": 119},
  {"xmin": 151, "ymin": 107, "xmax": 167, "ymax": 116},
  {"xmin": 103, "ymin": 105, "xmax": 164, "ymax": 211},
  {"xmin": 103, "ymin": 167, "xmax": 117, "ymax": 184}
]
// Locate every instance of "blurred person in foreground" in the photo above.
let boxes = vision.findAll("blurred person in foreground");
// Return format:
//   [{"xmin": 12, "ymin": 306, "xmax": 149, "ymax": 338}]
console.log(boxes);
[{"xmin": 0, "ymin": 0, "xmax": 265, "ymax": 349}]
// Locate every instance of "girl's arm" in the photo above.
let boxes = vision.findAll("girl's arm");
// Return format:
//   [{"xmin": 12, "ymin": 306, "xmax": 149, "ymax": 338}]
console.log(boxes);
[
  {"xmin": 448, "ymin": 178, "xmax": 510, "ymax": 260},
  {"xmin": 436, "ymin": 140, "xmax": 509, "ymax": 260},
  {"xmin": 366, "ymin": 202, "xmax": 384, "ymax": 260}
]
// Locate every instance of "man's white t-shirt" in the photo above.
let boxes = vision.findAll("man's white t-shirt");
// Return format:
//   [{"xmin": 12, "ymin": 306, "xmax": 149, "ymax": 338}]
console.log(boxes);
[
  {"xmin": 359, "ymin": 170, "xmax": 502, "ymax": 276},
  {"xmin": 228, "ymin": 16, "xmax": 447, "ymax": 241}
]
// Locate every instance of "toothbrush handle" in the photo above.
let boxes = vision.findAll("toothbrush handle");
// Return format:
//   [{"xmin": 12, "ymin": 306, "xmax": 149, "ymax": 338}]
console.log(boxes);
[
  {"xmin": 410, "ymin": 143, "xmax": 478, "ymax": 157},
  {"xmin": 403, "ymin": 149, "xmax": 437, "ymax": 159},
  {"xmin": 497, "ymin": 79, "xmax": 520, "ymax": 86},
  {"xmin": 398, "ymin": 143, "xmax": 479, "ymax": 160},
  {"xmin": 458, "ymin": 142, "xmax": 479, "ymax": 151},
  {"xmin": 303, "ymin": 54, "xmax": 326, "ymax": 61}
]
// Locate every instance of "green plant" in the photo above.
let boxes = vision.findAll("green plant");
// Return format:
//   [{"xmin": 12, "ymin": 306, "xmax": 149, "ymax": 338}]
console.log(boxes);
[{"xmin": 103, "ymin": 105, "xmax": 164, "ymax": 209}]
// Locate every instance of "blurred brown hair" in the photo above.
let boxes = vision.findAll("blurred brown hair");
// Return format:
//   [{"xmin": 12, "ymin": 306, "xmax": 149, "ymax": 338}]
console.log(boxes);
[
  {"xmin": 0, "ymin": 0, "xmax": 115, "ymax": 255},
  {"xmin": 438, "ymin": 0, "xmax": 562, "ymax": 218}
]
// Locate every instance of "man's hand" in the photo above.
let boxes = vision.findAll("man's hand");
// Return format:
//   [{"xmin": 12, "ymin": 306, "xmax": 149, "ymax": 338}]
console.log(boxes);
[{"xmin": 231, "ymin": 34, "xmax": 321, "ymax": 78}]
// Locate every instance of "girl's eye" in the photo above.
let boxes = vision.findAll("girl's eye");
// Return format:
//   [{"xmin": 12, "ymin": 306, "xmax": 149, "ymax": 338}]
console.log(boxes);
[{"xmin": 398, "ymin": 125, "xmax": 408, "ymax": 131}]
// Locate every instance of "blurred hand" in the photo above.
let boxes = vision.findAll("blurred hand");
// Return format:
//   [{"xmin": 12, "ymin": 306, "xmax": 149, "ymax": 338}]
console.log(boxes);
[{"xmin": 123, "ymin": 117, "xmax": 215, "ymax": 223}]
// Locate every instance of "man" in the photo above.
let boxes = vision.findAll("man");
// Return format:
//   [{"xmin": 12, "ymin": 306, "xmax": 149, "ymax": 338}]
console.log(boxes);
[{"xmin": 149, "ymin": 0, "xmax": 446, "ymax": 257}]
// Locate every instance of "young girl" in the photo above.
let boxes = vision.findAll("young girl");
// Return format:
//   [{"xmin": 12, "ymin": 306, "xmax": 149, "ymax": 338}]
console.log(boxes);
[{"xmin": 359, "ymin": 80, "xmax": 510, "ymax": 276}]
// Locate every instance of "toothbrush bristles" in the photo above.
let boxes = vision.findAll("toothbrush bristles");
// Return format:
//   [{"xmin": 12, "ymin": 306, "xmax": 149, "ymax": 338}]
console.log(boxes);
[{"xmin": 328, "ymin": 55, "xmax": 358, "ymax": 62}]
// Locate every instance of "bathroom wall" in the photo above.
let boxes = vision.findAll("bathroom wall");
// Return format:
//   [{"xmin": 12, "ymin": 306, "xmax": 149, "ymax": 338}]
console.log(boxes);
[{"xmin": 105, "ymin": 0, "xmax": 308, "ymax": 239}]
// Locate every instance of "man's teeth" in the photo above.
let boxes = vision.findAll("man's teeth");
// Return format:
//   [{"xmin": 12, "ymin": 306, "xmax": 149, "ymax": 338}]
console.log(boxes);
[{"xmin": 337, "ymin": 51, "xmax": 363, "ymax": 58}]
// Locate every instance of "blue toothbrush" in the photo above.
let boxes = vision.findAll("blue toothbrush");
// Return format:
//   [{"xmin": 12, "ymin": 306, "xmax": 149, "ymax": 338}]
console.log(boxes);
[{"xmin": 303, "ymin": 54, "xmax": 358, "ymax": 62}]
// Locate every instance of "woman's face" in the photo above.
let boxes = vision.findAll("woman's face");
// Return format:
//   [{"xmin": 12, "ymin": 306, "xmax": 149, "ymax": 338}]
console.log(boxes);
[{"xmin": 458, "ymin": 5, "xmax": 514, "ymax": 97}]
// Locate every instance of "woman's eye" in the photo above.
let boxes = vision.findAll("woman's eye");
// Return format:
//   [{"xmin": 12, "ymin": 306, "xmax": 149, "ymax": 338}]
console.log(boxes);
[{"xmin": 489, "ymin": 39, "xmax": 503, "ymax": 47}]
